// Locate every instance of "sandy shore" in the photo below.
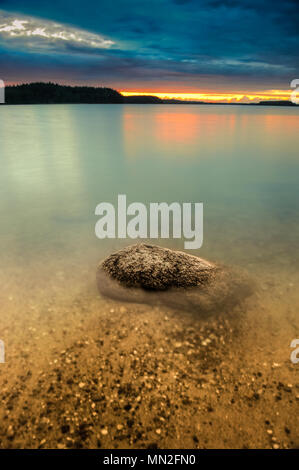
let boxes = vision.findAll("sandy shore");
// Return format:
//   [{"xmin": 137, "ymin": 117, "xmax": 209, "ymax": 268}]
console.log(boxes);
[{"xmin": 0, "ymin": 250, "xmax": 298, "ymax": 449}]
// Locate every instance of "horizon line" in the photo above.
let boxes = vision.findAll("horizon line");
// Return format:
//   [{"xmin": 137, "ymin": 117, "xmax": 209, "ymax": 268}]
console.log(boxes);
[{"xmin": 4, "ymin": 81, "xmax": 293, "ymax": 103}]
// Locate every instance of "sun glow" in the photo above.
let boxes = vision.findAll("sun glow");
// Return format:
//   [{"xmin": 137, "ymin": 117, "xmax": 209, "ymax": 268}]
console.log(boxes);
[{"xmin": 121, "ymin": 90, "xmax": 292, "ymax": 103}]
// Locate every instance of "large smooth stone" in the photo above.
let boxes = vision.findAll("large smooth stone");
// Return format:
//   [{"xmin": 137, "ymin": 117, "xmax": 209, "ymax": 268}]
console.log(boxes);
[{"xmin": 96, "ymin": 243, "xmax": 253, "ymax": 315}]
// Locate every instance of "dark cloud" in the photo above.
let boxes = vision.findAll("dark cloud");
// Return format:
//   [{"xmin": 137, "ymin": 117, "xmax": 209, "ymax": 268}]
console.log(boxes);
[{"xmin": 0, "ymin": 0, "xmax": 298, "ymax": 90}]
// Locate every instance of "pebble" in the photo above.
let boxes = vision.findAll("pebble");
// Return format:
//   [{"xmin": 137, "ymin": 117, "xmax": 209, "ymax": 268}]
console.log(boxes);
[{"xmin": 7, "ymin": 425, "xmax": 14, "ymax": 438}]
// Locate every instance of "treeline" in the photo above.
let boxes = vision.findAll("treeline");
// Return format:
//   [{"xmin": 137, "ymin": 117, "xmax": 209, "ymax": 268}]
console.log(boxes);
[
  {"xmin": 5, "ymin": 82, "xmax": 124, "ymax": 104},
  {"xmin": 257, "ymin": 100, "xmax": 297, "ymax": 106},
  {"xmin": 4, "ymin": 82, "xmax": 165, "ymax": 105},
  {"xmin": 124, "ymin": 95, "xmax": 163, "ymax": 104}
]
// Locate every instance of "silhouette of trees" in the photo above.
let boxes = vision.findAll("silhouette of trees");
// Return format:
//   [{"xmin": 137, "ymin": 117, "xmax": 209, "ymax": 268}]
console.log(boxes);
[
  {"xmin": 5, "ymin": 82, "xmax": 124, "ymax": 104},
  {"xmin": 124, "ymin": 95, "xmax": 163, "ymax": 104}
]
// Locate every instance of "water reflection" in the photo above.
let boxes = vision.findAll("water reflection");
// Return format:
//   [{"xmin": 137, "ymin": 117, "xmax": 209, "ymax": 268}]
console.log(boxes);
[{"xmin": 0, "ymin": 104, "xmax": 298, "ymax": 263}]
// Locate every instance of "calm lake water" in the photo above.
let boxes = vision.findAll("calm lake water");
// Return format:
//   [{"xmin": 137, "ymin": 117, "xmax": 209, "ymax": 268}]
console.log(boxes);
[
  {"xmin": 1, "ymin": 104, "xmax": 298, "ymax": 449},
  {"xmin": 0, "ymin": 104, "xmax": 298, "ymax": 271}
]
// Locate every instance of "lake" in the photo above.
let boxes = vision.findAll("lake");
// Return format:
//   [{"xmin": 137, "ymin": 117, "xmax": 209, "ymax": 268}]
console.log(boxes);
[
  {"xmin": 0, "ymin": 105, "xmax": 298, "ymax": 262},
  {"xmin": 0, "ymin": 104, "xmax": 298, "ymax": 448}
]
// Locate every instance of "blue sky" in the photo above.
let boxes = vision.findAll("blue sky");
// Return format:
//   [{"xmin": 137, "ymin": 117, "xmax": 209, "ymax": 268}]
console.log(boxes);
[{"xmin": 0, "ymin": 0, "xmax": 298, "ymax": 98}]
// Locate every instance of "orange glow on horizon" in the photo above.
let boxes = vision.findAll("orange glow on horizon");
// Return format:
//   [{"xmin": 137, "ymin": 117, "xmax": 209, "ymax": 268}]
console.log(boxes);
[{"xmin": 120, "ymin": 90, "xmax": 292, "ymax": 102}]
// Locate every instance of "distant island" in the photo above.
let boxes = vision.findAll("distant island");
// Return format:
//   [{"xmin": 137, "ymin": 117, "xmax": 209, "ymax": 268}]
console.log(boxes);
[
  {"xmin": 1, "ymin": 82, "xmax": 297, "ymax": 106},
  {"xmin": 4, "ymin": 82, "xmax": 123, "ymax": 104}
]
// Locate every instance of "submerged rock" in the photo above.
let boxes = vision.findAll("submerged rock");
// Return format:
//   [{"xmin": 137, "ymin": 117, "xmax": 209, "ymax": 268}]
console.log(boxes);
[
  {"xmin": 97, "ymin": 243, "xmax": 253, "ymax": 315},
  {"xmin": 101, "ymin": 243, "xmax": 216, "ymax": 290}
]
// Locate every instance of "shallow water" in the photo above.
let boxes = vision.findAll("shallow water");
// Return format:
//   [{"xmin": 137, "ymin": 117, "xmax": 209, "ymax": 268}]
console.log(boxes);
[
  {"xmin": 1, "ymin": 104, "xmax": 299, "ymax": 329},
  {"xmin": 0, "ymin": 104, "xmax": 298, "ymax": 448},
  {"xmin": 0, "ymin": 104, "xmax": 298, "ymax": 265},
  {"xmin": 1, "ymin": 104, "xmax": 299, "ymax": 317}
]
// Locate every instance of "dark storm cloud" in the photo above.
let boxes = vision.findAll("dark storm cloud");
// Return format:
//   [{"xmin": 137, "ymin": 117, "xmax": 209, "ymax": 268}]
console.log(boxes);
[{"xmin": 0, "ymin": 0, "xmax": 298, "ymax": 88}]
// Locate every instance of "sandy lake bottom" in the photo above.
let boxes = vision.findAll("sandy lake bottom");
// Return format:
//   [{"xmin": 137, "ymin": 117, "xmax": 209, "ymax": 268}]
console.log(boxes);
[{"xmin": 0, "ymin": 232, "xmax": 298, "ymax": 449}]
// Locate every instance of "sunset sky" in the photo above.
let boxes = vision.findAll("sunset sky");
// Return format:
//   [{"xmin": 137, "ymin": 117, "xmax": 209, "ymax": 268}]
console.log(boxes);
[{"xmin": 0, "ymin": 0, "xmax": 298, "ymax": 102}]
